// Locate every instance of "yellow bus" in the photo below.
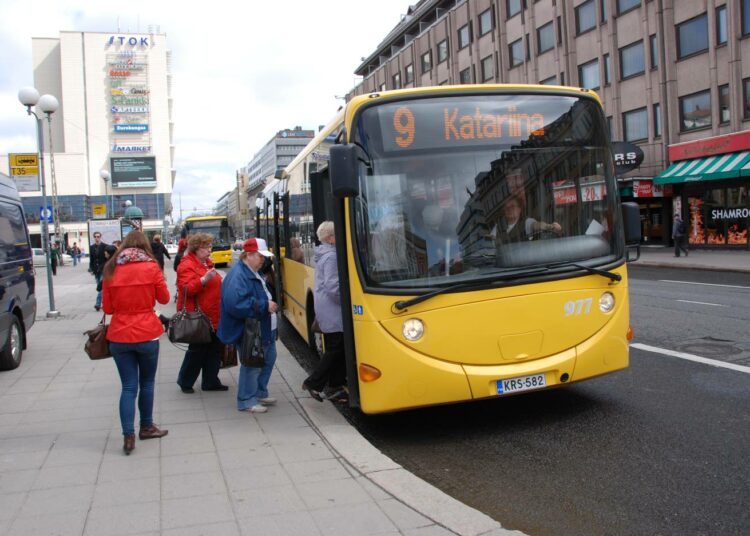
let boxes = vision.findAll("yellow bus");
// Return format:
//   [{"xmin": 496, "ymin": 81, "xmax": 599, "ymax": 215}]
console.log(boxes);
[
  {"xmin": 270, "ymin": 85, "xmax": 641, "ymax": 414},
  {"xmin": 183, "ymin": 215, "xmax": 233, "ymax": 266}
]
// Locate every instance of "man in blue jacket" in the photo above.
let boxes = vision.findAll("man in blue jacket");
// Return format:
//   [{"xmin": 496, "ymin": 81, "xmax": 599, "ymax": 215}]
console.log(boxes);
[{"xmin": 218, "ymin": 238, "xmax": 278, "ymax": 413}]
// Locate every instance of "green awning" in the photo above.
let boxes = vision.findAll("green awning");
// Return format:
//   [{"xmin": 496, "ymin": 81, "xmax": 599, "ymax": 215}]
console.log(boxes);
[{"xmin": 654, "ymin": 150, "xmax": 750, "ymax": 184}]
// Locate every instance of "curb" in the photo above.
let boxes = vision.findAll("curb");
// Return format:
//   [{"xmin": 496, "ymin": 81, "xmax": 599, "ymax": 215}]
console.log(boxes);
[
  {"xmin": 632, "ymin": 260, "xmax": 750, "ymax": 274},
  {"xmin": 274, "ymin": 344, "xmax": 524, "ymax": 536}
]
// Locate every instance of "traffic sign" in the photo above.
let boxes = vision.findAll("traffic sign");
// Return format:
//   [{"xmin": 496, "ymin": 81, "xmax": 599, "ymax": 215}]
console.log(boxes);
[
  {"xmin": 9, "ymin": 153, "xmax": 40, "ymax": 192},
  {"xmin": 39, "ymin": 206, "xmax": 53, "ymax": 223}
]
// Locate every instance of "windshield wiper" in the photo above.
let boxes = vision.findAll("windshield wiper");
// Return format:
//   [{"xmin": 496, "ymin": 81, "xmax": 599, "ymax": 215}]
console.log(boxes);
[{"xmin": 545, "ymin": 261, "xmax": 621, "ymax": 282}]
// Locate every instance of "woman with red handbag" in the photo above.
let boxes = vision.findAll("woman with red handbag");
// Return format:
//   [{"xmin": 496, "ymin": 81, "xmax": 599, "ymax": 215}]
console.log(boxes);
[
  {"xmin": 175, "ymin": 233, "xmax": 226, "ymax": 393},
  {"xmin": 102, "ymin": 231, "xmax": 170, "ymax": 455}
]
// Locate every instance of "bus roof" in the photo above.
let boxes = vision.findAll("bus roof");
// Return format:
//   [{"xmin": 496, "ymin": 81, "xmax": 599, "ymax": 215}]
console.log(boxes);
[
  {"xmin": 185, "ymin": 215, "xmax": 228, "ymax": 222},
  {"xmin": 280, "ymin": 108, "xmax": 345, "ymax": 178}
]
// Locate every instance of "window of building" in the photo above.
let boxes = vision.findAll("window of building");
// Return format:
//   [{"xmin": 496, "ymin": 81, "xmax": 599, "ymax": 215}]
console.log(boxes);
[
  {"xmin": 537, "ymin": 22, "xmax": 555, "ymax": 54},
  {"xmin": 744, "ymin": 0, "xmax": 750, "ymax": 36},
  {"xmin": 560, "ymin": 71, "xmax": 565, "ymax": 85},
  {"xmin": 458, "ymin": 23, "xmax": 472, "ymax": 49},
  {"xmin": 716, "ymin": 5, "xmax": 727, "ymax": 45},
  {"xmin": 437, "ymin": 39, "xmax": 449, "ymax": 63},
  {"xmin": 526, "ymin": 33, "xmax": 531, "ymax": 60},
  {"xmin": 619, "ymin": 40, "xmax": 645, "ymax": 79},
  {"xmin": 479, "ymin": 8, "xmax": 494, "ymax": 36},
  {"xmin": 405, "ymin": 64, "xmax": 414, "ymax": 84},
  {"xmin": 604, "ymin": 54, "xmax": 611, "ymax": 85},
  {"xmin": 379, "ymin": 82, "xmax": 386, "ymax": 92},
  {"xmin": 509, "ymin": 38, "xmax": 524, "ymax": 67},
  {"xmin": 557, "ymin": 16, "xmax": 563, "ymax": 44},
  {"xmin": 745, "ymin": 78, "xmax": 750, "ymax": 118},
  {"xmin": 392, "ymin": 72, "xmax": 401, "ymax": 89},
  {"xmin": 540, "ymin": 75, "xmax": 557, "ymax": 85},
  {"xmin": 601, "ymin": 0, "xmax": 608, "ymax": 22},
  {"xmin": 507, "ymin": 0, "xmax": 522, "ymax": 18},
  {"xmin": 481, "ymin": 55, "xmax": 495, "ymax": 81},
  {"xmin": 679, "ymin": 89, "xmax": 711, "ymax": 131},
  {"xmin": 623, "ymin": 107, "xmax": 648, "ymax": 142},
  {"xmin": 617, "ymin": 0, "xmax": 640, "ymax": 15},
  {"xmin": 459, "ymin": 67, "xmax": 473, "ymax": 84},
  {"xmin": 576, "ymin": 0, "xmax": 597, "ymax": 35},
  {"xmin": 719, "ymin": 84, "xmax": 730, "ymax": 124},
  {"xmin": 578, "ymin": 59, "xmax": 600, "ymax": 90},
  {"xmin": 421, "ymin": 50, "xmax": 432, "ymax": 73},
  {"xmin": 649, "ymin": 34, "xmax": 658, "ymax": 69},
  {"xmin": 677, "ymin": 13, "xmax": 708, "ymax": 60},
  {"xmin": 653, "ymin": 103, "xmax": 661, "ymax": 137}
]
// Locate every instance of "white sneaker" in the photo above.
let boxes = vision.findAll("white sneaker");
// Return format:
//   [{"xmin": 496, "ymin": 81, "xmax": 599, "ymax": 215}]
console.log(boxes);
[
  {"xmin": 248, "ymin": 405, "xmax": 267, "ymax": 413},
  {"xmin": 258, "ymin": 397, "xmax": 277, "ymax": 406}
]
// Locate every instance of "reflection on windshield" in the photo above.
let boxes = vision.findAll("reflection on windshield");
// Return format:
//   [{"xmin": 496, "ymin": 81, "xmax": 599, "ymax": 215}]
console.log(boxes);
[{"xmin": 353, "ymin": 95, "xmax": 621, "ymax": 289}]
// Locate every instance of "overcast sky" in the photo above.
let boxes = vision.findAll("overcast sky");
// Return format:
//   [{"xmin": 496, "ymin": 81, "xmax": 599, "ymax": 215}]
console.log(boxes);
[{"xmin": 0, "ymin": 0, "xmax": 408, "ymax": 219}]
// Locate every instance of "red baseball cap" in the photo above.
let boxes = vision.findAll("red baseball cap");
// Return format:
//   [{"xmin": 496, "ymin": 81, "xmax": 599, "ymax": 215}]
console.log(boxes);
[{"xmin": 243, "ymin": 238, "xmax": 273, "ymax": 257}]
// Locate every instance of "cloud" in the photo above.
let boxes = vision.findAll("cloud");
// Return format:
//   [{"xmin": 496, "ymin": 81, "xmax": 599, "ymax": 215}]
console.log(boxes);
[{"xmin": 0, "ymin": 0, "xmax": 407, "ymax": 217}]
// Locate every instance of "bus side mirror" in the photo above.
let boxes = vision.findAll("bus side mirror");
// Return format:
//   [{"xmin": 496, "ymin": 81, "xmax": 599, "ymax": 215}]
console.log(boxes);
[
  {"xmin": 621, "ymin": 202, "xmax": 641, "ymax": 246},
  {"xmin": 330, "ymin": 144, "xmax": 359, "ymax": 198}
]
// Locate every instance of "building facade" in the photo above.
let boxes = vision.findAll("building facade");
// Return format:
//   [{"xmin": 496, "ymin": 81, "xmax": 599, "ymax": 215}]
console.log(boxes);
[
  {"xmin": 2, "ymin": 30, "xmax": 175, "ymax": 249},
  {"xmin": 348, "ymin": 0, "xmax": 750, "ymax": 249}
]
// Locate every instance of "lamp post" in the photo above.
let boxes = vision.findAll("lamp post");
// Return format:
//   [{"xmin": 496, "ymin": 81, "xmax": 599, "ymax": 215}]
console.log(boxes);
[
  {"xmin": 99, "ymin": 169, "xmax": 112, "ymax": 217},
  {"xmin": 18, "ymin": 87, "xmax": 59, "ymax": 318}
]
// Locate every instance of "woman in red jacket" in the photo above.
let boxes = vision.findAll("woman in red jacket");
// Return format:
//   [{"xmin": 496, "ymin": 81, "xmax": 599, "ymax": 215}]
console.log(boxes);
[
  {"xmin": 176, "ymin": 233, "xmax": 226, "ymax": 393},
  {"xmin": 102, "ymin": 231, "xmax": 170, "ymax": 455}
]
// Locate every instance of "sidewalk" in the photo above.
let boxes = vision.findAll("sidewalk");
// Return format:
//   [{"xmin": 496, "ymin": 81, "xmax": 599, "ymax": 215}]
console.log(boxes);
[
  {"xmin": 0, "ymin": 260, "xmax": 517, "ymax": 536},
  {"xmin": 631, "ymin": 245, "xmax": 750, "ymax": 273}
]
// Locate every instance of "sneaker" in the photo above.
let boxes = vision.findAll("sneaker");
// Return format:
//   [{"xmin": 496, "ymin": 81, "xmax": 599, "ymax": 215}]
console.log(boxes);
[
  {"xmin": 248, "ymin": 405, "xmax": 267, "ymax": 413},
  {"xmin": 258, "ymin": 397, "xmax": 277, "ymax": 406}
]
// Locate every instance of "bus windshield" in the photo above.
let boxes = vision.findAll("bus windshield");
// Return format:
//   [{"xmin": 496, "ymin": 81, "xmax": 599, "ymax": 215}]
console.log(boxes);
[
  {"xmin": 351, "ymin": 93, "xmax": 623, "ymax": 289},
  {"xmin": 185, "ymin": 219, "xmax": 232, "ymax": 249}
]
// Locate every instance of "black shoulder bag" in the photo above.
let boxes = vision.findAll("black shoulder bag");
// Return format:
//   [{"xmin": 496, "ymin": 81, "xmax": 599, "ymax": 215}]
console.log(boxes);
[
  {"xmin": 239, "ymin": 317, "xmax": 265, "ymax": 368},
  {"xmin": 168, "ymin": 287, "xmax": 213, "ymax": 344}
]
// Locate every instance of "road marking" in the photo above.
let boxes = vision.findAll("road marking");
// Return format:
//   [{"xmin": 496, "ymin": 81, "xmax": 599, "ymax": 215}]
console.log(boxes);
[
  {"xmin": 658, "ymin": 279, "xmax": 750, "ymax": 290},
  {"xmin": 631, "ymin": 343, "xmax": 750, "ymax": 375},
  {"xmin": 675, "ymin": 299, "xmax": 725, "ymax": 307}
]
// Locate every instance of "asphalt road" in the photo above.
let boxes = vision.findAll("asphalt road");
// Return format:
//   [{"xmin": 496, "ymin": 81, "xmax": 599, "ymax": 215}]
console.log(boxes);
[{"xmin": 281, "ymin": 265, "xmax": 750, "ymax": 536}]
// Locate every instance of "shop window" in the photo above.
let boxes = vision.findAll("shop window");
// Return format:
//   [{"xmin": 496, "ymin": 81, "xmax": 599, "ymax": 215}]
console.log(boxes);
[
  {"xmin": 537, "ymin": 22, "xmax": 555, "ymax": 54},
  {"xmin": 509, "ymin": 38, "xmax": 524, "ymax": 67},
  {"xmin": 623, "ymin": 107, "xmax": 648, "ymax": 142},
  {"xmin": 578, "ymin": 59, "xmax": 600, "ymax": 90},
  {"xmin": 404, "ymin": 64, "xmax": 414, "ymax": 85},
  {"xmin": 576, "ymin": 0, "xmax": 596, "ymax": 35},
  {"xmin": 619, "ymin": 41, "xmax": 645, "ymax": 79},
  {"xmin": 719, "ymin": 85, "xmax": 730, "ymax": 125},
  {"xmin": 677, "ymin": 13, "xmax": 708, "ymax": 59},
  {"xmin": 726, "ymin": 187, "xmax": 749, "ymax": 245},
  {"xmin": 679, "ymin": 89, "xmax": 711, "ymax": 131},
  {"xmin": 479, "ymin": 8, "xmax": 494, "ymax": 36}
]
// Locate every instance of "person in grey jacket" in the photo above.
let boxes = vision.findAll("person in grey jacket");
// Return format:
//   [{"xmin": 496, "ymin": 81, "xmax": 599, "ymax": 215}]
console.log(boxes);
[
  {"xmin": 301, "ymin": 221, "xmax": 347, "ymax": 403},
  {"xmin": 672, "ymin": 214, "xmax": 688, "ymax": 257}
]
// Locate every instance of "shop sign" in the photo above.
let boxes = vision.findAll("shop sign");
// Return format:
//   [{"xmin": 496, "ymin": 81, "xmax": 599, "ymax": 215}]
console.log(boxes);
[
  {"xmin": 711, "ymin": 207, "xmax": 750, "ymax": 220},
  {"xmin": 114, "ymin": 124, "xmax": 149, "ymax": 133},
  {"xmin": 611, "ymin": 142, "xmax": 644, "ymax": 175},
  {"xmin": 111, "ymin": 96, "xmax": 149, "ymax": 105},
  {"xmin": 633, "ymin": 180, "xmax": 671, "ymax": 198},
  {"xmin": 668, "ymin": 130, "xmax": 750, "ymax": 161},
  {"xmin": 111, "ymin": 106, "xmax": 149, "ymax": 113},
  {"xmin": 112, "ymin": 144, "xmax": 151, "ymax": 153},
  {"xmin": 106, "ymin": 36, "xmax": 150, "ymax": 47}
]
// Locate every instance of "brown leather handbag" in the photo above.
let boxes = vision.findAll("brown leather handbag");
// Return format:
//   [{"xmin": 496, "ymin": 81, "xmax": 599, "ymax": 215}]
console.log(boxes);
[
  {"xmin": 84, "ymin": 314, "xmax": 111, "ymax": 360},
  {"xmin": 221, "ymin": 344, "xmax": 238, "ymax": 368},
  {"xmin": 168, "ymin": 287, "xmax": 213, "ymax": 344}
]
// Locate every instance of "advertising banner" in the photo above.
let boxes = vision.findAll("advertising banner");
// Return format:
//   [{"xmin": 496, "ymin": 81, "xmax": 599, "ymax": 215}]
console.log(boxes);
[
  {"xmin": 87, "ymin": 219, "xmax": 122, "ymax": 246},
  {"xmin": 110, "ymin": 156, "xmax": 156, "ymax": 188}
]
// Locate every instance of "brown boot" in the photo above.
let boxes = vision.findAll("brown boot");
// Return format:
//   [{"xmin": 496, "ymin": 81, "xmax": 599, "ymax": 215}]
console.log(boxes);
[
  {"xmin": 139, "ymin": 423, "xmax": 168, "ymax": 440},
  {"xmin": 123, "ymin": 434, "xmax": 135, "ymax": 455}
]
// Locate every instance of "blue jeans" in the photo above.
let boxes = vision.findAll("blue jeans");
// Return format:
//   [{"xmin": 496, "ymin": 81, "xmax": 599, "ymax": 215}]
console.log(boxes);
[
  {"xmin": 237, "ymin": 330, "xmax": 277, "ymax": 410},
  {"xmin": 111, "ymin": 340, "xmax": 160, "ymax": 436},
  {"xmin": 95, "ymin": 272, "xmax": 103, "ymax": 307},
  {"xmin": 72, "ymin": 254, "xmax": 78, "ymax": 266}
]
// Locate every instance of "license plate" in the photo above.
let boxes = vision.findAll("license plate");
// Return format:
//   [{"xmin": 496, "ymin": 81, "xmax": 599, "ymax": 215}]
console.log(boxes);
[{"xmin": 496, "ymin": 373, "xmax": 547, "ymax": 395}]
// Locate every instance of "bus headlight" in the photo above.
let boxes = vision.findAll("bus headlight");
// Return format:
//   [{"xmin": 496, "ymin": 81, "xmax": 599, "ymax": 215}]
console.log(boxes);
[
  {"xmin": 599, "ymin": 292, "xmax": 615, "ymax": 313},
  {"xmin": 402, "ymin": 318, "xmax": 424, "ymax": 341}
]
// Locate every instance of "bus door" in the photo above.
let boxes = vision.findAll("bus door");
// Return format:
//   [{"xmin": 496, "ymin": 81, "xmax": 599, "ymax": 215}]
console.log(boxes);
[
  {"xmin": 272, "ymin": 191, "xmax": 288, "ymax": 307},
  {"xmin": 310, "ymin": 168, "xmax": 335, "ymax": 240}
]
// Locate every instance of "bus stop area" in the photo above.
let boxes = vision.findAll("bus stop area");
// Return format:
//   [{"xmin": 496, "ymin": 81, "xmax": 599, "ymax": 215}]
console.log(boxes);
[{"xmin": 0, "ymin": 262, "xmax": 512, "ymax": 536}]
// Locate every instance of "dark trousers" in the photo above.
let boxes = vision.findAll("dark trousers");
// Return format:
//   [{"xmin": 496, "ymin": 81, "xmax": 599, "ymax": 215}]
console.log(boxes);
[
  {"xmin": 51, "ymin": 258, "xmax": 57, "ymax": 275},
  {"xmin": 177, "ymin": 332, "xmax": 223, "ymax": 389},
  {"xmin": 305, "ymin": 332, "xmax": 346, "ymax": 391},
  {"xmin": 674, "ymin": 235, "xmax": 688, "ymax": 257}
]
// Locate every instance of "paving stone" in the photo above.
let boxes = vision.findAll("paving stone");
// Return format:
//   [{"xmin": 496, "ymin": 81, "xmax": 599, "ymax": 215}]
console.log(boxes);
[
  {"xmin": 8, "ymin": 510, "xmax": 87, "ymax": 536},
  {"xmin": 296, "ymin": 477, "xmax": 373, "ymax": 510},
  {"xmin": 161, "ymin": 451, "xmax": 221, "ymax": 476},
  {"xmin": 84, "ymin": 501, "xmax": 160, "ymax": 535},
  {"xmin": 238, "ymin": 510, "xmax": 322, "ymax": 536},
  {"xmin": 231, "ymin": 484, "xmax": 306, "ymax": 517},
  {"xmin": 92, "ymin": 477, "xmax": 160, "ymax": 508},
  {"xmin": 284, "ymin": 457, "xmax": 351, "ymax": 484},
  {"xmin": 33, "ymin": 461, "xmax": 99, "ymax": 489},
  {"xmin": 161, "ymin": 493, "xmax": 235, "ymax": 530},
  {"xmin": 224, "ymin": 463, "xmax": 292, "ymax": 492},
  {"xmin": 162, "ymin": 470, "xmax": 228, "ymax": 500},
  {"xmin": 310, "ymin": 501, "xmax": 398, "ymax": 536},
  {"xmin": 20, "ymin": 484, "xmax": 94, "ymax": 516}
]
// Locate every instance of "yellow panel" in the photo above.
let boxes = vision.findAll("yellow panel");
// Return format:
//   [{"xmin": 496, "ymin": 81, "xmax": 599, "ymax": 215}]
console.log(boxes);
[
  {"xmin": 280, "ymin": 257, "xmax": 315, "ymax": 344},
  {"xmin": 572, "ymin": 293, "xmax": 630, "ymax": 381}
]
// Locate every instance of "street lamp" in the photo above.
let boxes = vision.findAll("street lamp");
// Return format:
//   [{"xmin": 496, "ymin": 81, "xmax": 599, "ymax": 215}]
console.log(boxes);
[
  {"xmin": 18, "ymin": 87, "xmax": 60, "ymax": 317},
  {"xmin": 99, "ymin": 169, "xmax": 112, "ymax": 217}
]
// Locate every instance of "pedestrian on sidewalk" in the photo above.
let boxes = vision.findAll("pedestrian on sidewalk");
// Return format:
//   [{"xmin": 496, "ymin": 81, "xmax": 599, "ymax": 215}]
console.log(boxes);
[
  {"xmin": 302, "ymin": 221, "xmax": 347, "ymax": 404},
  {"xmin": 90, "ymin": 232, "xmax": 109, "ymax": 311},
  {"xmin": 218, "ymin": 238, "xmax": 278, "ymax": 413},
  {"xmin": 175, "ymin": 233, "xmax": 227, "ymax": 393},
  {"xmin": 71, "ymin": 242, "xmax": 81, "ymax": 266},
  {"xmin": 150, "ymin": 234, "xmax": 171, "ymax": 273},
  {"xmin": 672, "ymin": 214, "xmax": 689, "ymax": 257},
  {"xmin": 101, "ymin": 230, "xmax": 170, "ymax": 455},
  {"xmin": 49, "ymin": 243, "xmax": 61, "ymax": 276}
]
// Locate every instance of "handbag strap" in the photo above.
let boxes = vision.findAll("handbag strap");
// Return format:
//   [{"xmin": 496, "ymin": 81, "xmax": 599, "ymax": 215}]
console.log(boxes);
[
  {"xmin": 180, "ymin": 282, "xmax": 205, "ymax": 313},
  {"xmin": 99, "ymin": 313, "xmax": 107, "ymax": 325}
]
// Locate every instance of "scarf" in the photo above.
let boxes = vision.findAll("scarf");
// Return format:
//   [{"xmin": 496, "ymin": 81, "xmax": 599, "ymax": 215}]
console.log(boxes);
[{"xmin": 116, "ymin": 247, "xmax": 154, "ymax": 265}]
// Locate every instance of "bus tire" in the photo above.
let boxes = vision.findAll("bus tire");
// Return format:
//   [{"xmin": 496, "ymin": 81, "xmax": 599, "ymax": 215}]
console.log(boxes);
[{"xmin": 0, "ymin": 315, "xmax": 23, "ymax": 371}]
